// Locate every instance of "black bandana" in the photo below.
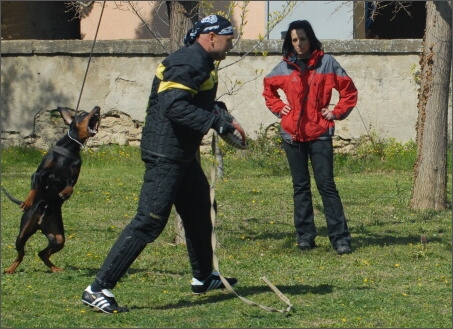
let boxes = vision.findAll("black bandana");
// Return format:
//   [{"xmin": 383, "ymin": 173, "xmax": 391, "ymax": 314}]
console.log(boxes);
[{"xmin": 183, "ymin": 15, "xmax": 234, "ymax": 46}]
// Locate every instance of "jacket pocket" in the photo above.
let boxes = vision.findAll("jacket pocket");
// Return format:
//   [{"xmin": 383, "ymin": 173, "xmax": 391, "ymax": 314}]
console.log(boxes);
[
  {"xmin": 303, "ymin": 118, "xmax": 332, "ymax": 139},
  {"xmin": 280, "ymin": 110, "xmax": 299, "ymax": 136}
]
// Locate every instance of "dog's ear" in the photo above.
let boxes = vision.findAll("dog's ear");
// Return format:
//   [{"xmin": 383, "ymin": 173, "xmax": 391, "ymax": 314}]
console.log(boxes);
[{"xmin": 57, "ymin": 107, "xmax": 75, "ymax": 125}]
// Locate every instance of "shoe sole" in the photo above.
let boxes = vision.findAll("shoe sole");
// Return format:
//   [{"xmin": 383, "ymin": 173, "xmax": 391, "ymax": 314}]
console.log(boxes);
[{"xmin": 82, "ymin": 299, "xmax": 125, "ymax": 314}]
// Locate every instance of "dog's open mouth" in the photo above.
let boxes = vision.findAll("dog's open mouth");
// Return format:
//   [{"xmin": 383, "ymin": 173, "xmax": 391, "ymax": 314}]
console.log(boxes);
[{"xmin": 88, "ymin": 114, "xmax": 100, "ymax": 136}]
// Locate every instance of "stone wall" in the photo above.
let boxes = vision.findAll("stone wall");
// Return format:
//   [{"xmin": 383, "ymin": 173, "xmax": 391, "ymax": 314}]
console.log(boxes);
[
  {"xmin": 1, "ymin": 39, "xmax": 450, "ymax": 151},
  {"xmin": 4, "ymin": 108, "xmax": 144, "ymax": 150}
]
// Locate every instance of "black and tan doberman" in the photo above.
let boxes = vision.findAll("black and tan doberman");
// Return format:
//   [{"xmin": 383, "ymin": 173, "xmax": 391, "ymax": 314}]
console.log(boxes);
[{"xmin": 2, "ymin": 106, "xmax": 101, "ymax": 274}]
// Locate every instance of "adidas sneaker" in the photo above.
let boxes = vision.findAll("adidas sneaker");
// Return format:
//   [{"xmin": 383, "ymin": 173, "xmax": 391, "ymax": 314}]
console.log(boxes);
[
  {"xmin": 82, "ymin": 285, "xmax": 129, "ymax": 314},
  {"xmin": 191, "ymin": 271, "xmax": 238, "ymax": 294}
]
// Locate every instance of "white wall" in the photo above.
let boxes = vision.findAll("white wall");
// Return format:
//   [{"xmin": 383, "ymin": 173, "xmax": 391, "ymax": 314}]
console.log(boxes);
[{"xmin": 268, "ymin": 1, "xmax": 354, "ymax": 40}]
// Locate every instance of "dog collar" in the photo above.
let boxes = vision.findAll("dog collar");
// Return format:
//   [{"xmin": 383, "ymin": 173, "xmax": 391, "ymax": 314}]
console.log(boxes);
[
  {"xmin": 52, "ymin": 145, "xmax": 79, "ymax": 159},
  {"xmin": 67, "ymin": 130, "xmax": 85, "ymax": 148}
]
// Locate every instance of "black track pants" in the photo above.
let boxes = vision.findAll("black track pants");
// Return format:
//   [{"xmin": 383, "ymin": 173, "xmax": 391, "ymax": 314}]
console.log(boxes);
[{"xmin": 95, "ymin": 155, "xmax": 214, "ymax": 289}]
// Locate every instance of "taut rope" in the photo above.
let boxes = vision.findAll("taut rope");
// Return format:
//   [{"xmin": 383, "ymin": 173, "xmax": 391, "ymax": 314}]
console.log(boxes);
[{"xmin": 75, "ymin": 1, "xmax": 106, "ymax": 112}]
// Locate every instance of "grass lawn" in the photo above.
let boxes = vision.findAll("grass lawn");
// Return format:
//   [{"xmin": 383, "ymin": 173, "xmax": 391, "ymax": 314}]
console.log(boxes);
[{"xmin": 1, "ymin": 143, "xmax": 451, "ymax": 328}]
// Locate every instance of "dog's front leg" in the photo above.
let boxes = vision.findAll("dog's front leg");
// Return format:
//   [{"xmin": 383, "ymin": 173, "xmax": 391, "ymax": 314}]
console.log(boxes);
[
  {"xmin": 59, "ymin": 163, "xmax": 80, "ymax": 200},
  {"xmin": 22, "ymin": 172, "xmax": 45, "ymax": 210},
  {"xmin": 21, "ymin": 189, "xmax": 37, "ymax": 210},
  {"xmin": 23, "ymin": 156, "xmax": 55, "ymax": 210},
  {"xmin": 58, "ymin": 186, "xmax": 74, "ymax": 200}
]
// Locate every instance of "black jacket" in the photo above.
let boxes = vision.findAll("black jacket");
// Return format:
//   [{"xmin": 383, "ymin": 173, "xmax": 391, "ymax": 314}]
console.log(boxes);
[{"xmin": 141, "ymin": 42, "xmax": 219, "ymax": 162}]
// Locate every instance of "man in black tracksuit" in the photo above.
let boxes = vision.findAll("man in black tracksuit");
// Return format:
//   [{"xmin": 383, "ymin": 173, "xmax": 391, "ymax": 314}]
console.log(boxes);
[{"xmin": 81, "ymin": 15, "xmax": 238, "ymax": 314}]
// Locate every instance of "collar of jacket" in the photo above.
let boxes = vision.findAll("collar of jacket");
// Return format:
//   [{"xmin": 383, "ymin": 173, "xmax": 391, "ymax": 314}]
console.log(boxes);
[
  {"xmin": 285, "ymin": 49, "xmax": 324, "ymax": 70},
  {"xmin": 191, "ymin": 41, "xmax": 216, "ymax": 70}
]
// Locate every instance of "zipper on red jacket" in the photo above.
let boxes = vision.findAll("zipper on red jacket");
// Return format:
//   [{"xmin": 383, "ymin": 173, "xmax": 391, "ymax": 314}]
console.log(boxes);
[
  {"xmin": 285, "ymin": 60, "xmax": 306, "ymax": 141},
  {"xmin": 282, "ymin": 51, "xmax": 323, "ymax": 142},
  {"xmin": 294, "ymin": 70, "xmax": 316, "ymax": 142}
]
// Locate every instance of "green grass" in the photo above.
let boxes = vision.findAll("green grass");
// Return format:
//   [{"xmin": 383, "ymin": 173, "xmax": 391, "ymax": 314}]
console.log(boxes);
[{"xmin": 1, "ymin": 142, "xmax": 451, "ymax": 328}]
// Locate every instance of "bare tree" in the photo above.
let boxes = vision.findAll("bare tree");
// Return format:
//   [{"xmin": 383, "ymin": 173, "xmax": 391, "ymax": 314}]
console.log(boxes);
[
  {"xmin": 350, "ymin": 1, "xmax": 452, "ymax": 210},
  {"xmin": 410, "ymin": 1, "xmax": 452, "ymax": 210}
]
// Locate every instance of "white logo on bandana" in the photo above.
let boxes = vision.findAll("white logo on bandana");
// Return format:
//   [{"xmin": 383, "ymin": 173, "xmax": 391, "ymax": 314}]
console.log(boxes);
[
  {"xmin": 201, "ymin": 15, "xmax": 218, "ymax": 24},
  {"xmin": 219, "ymin": 26, "xmax": 233, "ymax": 35}
]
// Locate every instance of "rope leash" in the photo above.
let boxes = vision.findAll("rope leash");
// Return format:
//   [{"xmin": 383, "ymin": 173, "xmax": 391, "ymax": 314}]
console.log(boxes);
[
  {"xmin": 208, "ymin": 133, "xmax": 293, "ymax": 314},
  {"xmin": 75, "ymin": 1, "xmax": 106, "ymax": 112}
]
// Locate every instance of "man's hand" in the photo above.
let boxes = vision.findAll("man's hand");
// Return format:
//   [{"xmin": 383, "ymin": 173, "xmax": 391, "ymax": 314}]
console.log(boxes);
[
  {"xmin": 213, "ymin": 103, "xmax": 235, "ymax": 135},
  {"xmin": 214, "ymin": 101, "xmax": 228, "ymax": 111}
]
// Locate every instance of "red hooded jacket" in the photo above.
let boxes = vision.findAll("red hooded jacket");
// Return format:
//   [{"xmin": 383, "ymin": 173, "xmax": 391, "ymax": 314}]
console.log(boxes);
[{"xmin": 263, "ymin": 50, "xmax": 358, "ymax": 142}]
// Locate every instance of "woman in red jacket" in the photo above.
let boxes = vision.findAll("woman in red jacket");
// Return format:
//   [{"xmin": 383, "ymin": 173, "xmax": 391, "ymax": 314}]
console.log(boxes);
[{"xmin": 262, "ymin": 20, "xmax": 358, "ymax": 255}]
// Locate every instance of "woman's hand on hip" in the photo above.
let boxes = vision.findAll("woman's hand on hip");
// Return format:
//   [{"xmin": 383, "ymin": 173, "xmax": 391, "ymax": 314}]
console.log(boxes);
[
  {"xmin": 321, "ymin": 107, "xmax": 335, "ymax": 121},
  {"xmin": 280, "ymin": 104, "xmax": 292, "ymax": 116}
]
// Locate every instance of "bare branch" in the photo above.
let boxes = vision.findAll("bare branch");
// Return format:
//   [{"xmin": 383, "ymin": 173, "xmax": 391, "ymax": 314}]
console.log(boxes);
[
  {"xmin": 220, "ymin": 1, "xmax": 297, "ymax": 70},
  {"xmin": 64, "ymin": 1, "xmax": 95, "ymax": 20},
  {"xmin": 369, "ymin": 1, "xmax": 414, "ymax": 22},
  {"xmin": 101, "ymin": 1, "xmax": 171, "ymax": 52},
  {"xmin": 216, "ymin": 68, "xmax": 264, "ymax": 102}
]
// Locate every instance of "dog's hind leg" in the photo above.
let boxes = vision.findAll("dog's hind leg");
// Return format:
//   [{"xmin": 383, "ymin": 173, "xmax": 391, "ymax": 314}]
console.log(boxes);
[
  {"xmin": 4, "ymin": 217, "xmax": 39, "ymax": 274},
  {"xmin": 4, "ymin": 201, "xmax": 47, "ymax": 274},
  {"xmin": 39, "ymin": 212, "xmax": 65, "ymax": 273}
]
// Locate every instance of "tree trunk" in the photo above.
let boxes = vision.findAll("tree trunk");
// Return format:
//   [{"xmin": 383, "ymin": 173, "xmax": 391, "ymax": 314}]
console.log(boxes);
[
  {"xmin": 166, "ymin": 1, "xmax": 198, "ymax": 52},
  {"xmin": 166, "ymin": 1, "xmax": 199, "ymax": 244},
  {"xmin": 410, "ymin": 1, "xmax": 452, "ymax": 210}
]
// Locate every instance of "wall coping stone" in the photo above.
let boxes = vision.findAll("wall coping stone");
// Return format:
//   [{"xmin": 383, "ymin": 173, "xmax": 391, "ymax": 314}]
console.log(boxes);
[{"xmin": 1, "ymin": 39, "xmax": 423, "ymax": 56}]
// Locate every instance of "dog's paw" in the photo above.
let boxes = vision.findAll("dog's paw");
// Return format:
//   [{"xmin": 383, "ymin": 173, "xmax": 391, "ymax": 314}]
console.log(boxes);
[
  {"xmin": 59, "ymin": 186, "xmax": 74, "ymax": 200},
  {"xmin": 21, "ymin": 190, "xmax": 37, "ymax": 210},
  {"xmin": 20, "ymin": 201, "xmax": 32, "ymax": 211},
  {"xmin": 50, "ymin": 266, "xmax": 64, "ymax": 273},
  {"xmin": 4, "ymin": 268, "xmax": 16, "ymax": 274},
  {"xmin": 58, "ymin": 193, "xmax": 72, "ymax": 200}
]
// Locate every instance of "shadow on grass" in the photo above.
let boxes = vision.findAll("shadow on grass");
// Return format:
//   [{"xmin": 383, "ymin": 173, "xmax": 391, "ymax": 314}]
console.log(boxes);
[
  {"xmin": 353, "ymin": 233, "xmax": 443, "ymax": 250},
  {"xmin": 232, "ymin": 217, "xmax": 445, "ymax": 251},
  {"xmin": 63, "ymin": 266, "xmax": 187, "ymax": 278},
  {"xmin": 149, "ymin": 283, "xmax": 335, "ymax": 311}
]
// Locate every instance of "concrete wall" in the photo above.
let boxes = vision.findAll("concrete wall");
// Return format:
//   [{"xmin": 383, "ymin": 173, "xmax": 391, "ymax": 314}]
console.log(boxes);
[{"xmin": 1, "ymin": 38, "xmax": 450, "ymax": 149}]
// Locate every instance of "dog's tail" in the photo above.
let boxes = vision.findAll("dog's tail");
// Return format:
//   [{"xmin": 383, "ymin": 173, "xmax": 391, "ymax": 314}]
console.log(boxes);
[{"xmin": 1, "ymin": 187, "xmax": 23, "ymax": 205}]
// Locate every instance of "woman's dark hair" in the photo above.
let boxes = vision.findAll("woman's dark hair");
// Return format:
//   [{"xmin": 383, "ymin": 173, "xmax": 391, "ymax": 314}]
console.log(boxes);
[{"xmin": 282, "ymin": 20, "xmax": 322, "ymax": 57}]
